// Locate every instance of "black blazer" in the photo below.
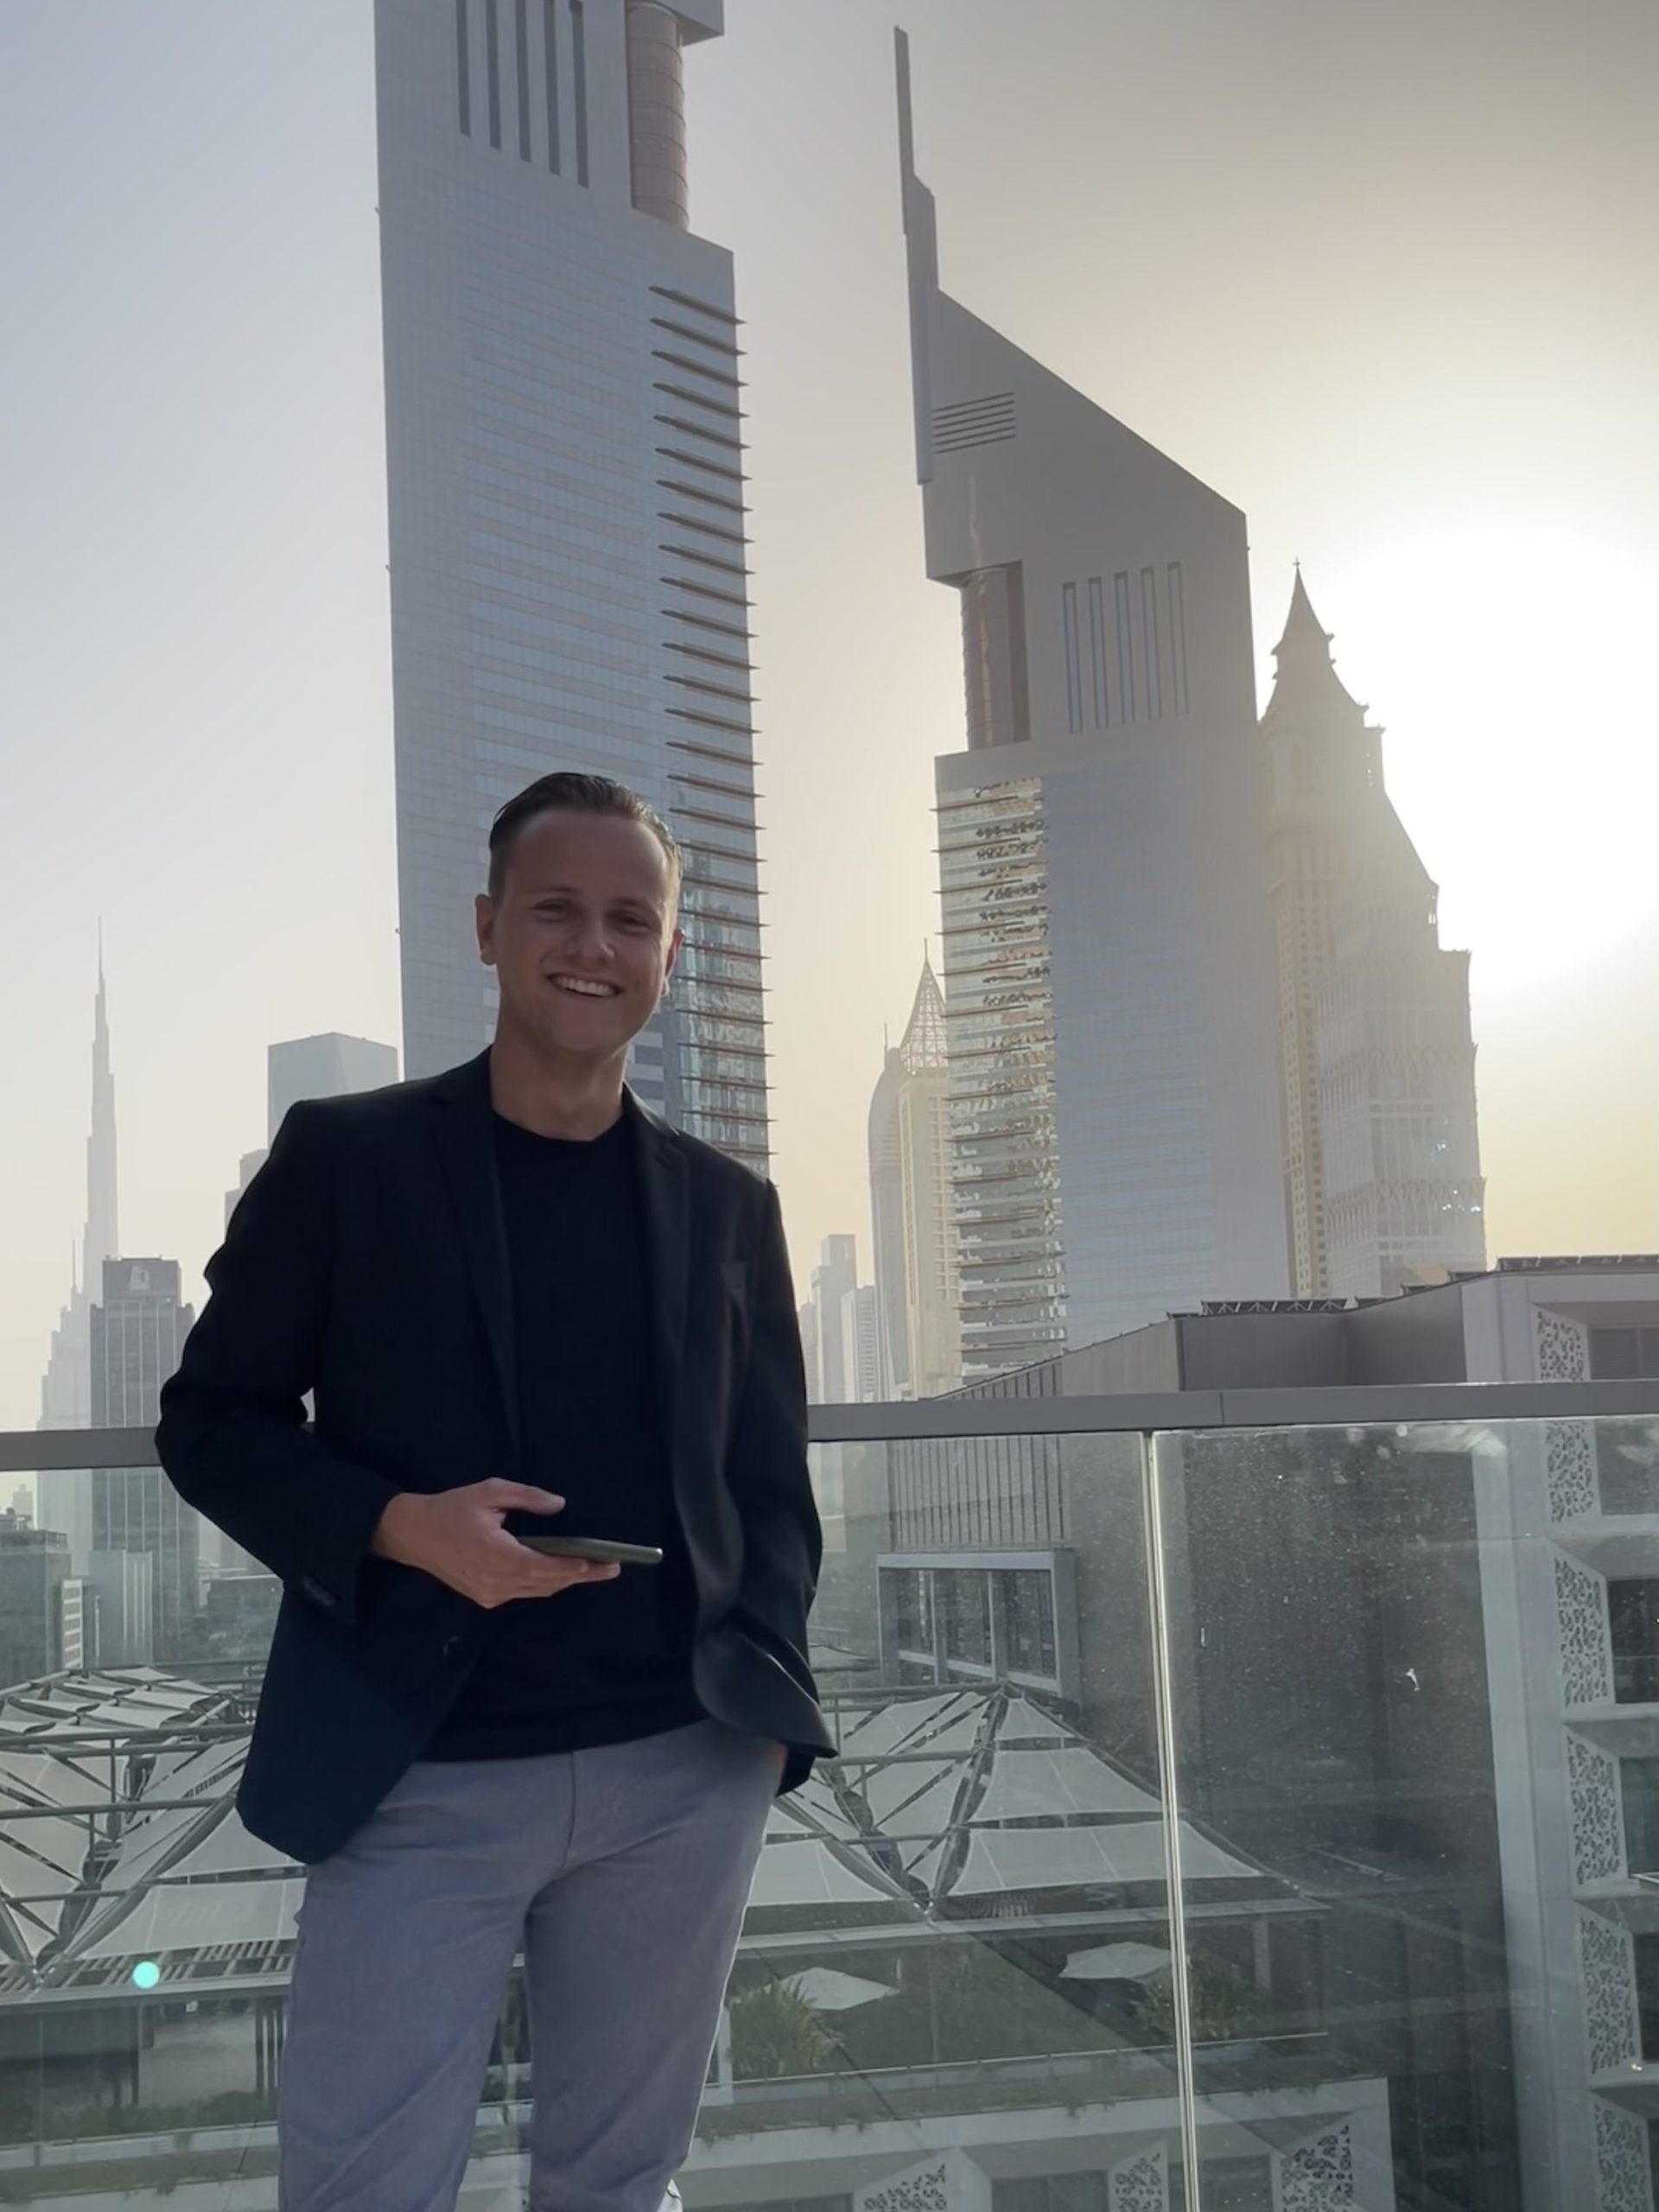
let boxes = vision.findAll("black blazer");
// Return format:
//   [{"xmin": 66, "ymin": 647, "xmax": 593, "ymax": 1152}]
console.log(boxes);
[{"xmin": 156, "ymin": 1051, "xmax": 833, "ymax": 1864}]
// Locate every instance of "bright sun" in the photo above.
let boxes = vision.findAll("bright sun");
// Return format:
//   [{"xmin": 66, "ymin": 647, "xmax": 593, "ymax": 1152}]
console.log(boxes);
[{"xmin": 1318, "ymin": 527, "xmax": 1659, "ymax": 989}]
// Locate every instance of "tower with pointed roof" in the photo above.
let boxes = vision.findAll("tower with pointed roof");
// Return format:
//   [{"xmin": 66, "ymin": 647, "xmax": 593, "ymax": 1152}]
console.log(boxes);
[
  {"xmin": 1262, "ymin": 573, "xmax": 1484, "ymax": 1296},
  {"xmin": 39, "ymin": 955, "xmax": 120, "ymax": 1437},
  {"xmin": 898, "ymin": 34, "xmax": 1288, "ymax": 1373},
  {"xmin": 36, "ymin": 954, "xmax": 123, "ymax": 1576},
  {"xmin": 868, "ymin": 953, "xmax": 960, "ymax": 1399}
]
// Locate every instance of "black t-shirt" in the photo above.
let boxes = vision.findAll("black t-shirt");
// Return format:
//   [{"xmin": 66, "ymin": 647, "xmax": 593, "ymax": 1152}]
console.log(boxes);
[{"xmin": 423, "ymin": 1110, "xmax": 703, "ymax": 1760}]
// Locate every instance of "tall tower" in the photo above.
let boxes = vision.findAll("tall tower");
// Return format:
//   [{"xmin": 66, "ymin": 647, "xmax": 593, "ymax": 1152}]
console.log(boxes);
[
  {"xmin": 39, "ymin": 956, "xmax": 119, "ymax": 1433},
  {"xmin": 868, "ymin": 955, "xmax": 959, "ymax": 1400},
  {"xmin": 376, "ymin": 0, "xmax": 768, "ymax": 1172},
  {"xmin": 810, "ymin": 1236, "xmax": 860, "ymax": 1405},
  {"xmin": 89, "ymin": 1259, "xmax": 199, "ymax": 1663},
  {"xmin": 895, "ymin": 957, "xmax": 960, "ymax": 1400},
  {"xmin": 898, "ymin": 36, "xmax": 1288, "ymax": 1376},
  {"xmin": 1262, "ymin": 573, "xmax": 1485, "ymax": 1295},
  {"xmin": 868, "ymin": 1034, "xmax": 910, "ymax": 1401}
]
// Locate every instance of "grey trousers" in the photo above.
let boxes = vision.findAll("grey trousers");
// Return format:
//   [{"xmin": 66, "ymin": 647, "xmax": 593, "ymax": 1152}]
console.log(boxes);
[{"xmin": 278, "ymin": 1717, "xmax": 779, "ymax": 2212}]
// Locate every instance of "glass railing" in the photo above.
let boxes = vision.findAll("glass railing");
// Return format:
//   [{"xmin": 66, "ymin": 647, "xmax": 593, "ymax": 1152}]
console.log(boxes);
[{"xmin": 5, "ymin": 1383, "xmax": 1659, "ymax": 2210}]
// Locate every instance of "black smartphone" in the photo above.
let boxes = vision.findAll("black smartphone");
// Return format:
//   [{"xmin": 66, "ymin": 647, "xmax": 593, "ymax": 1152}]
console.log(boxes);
[{"xmin": 517, "ymin": 1535, "xmax": 664, "ymax": 1567}]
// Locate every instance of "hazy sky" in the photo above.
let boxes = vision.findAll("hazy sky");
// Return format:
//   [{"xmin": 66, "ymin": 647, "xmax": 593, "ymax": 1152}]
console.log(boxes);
[{"xmin": 3, "ymin": 0, "xmax": 1657, "ymax": 1429}]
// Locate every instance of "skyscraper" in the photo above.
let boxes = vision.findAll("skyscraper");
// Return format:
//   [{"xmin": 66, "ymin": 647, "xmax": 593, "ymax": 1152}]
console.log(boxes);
[
  {"xmin": 38, "ymin": 956, "xmax": 118, "ymax": 1435},
  {"xmin": 797, "ymin": 1298, "xmax": 821, "ymax": 1408},
  {"xmin": 809, "ymin": 1235, "xmax": 859, "ymax": 1405},
  {"xmin": 838, "ymin": 1282, "xmax": 881, "ymax": 1405},
  {"xmin": 868, "ymin": 1036, "xmax": 910, "ymax": 1401},
  {"xmin": 898, "ymin": 37, "xmax": 1288, "ymax": 1376},
  {"xmin": 90, "ymin": 1260, "xmax": 198, "ymax": 1663},
  {"xmin": 0, "ymin": 1516, "xmax": 68, "ymax": 1693},
  {"xmin": 37, "ymin": 957, "xmax": 120, "ymax": 1573},
  {"xmin": 867, "ymin": 955, "xmax": 959, "ymax": 1401},
  {"xmin": 226, "ymin": 1033, "xmax": 402, "ymax": 1227},
  {"xmin": 268, "ymin": 1034, "xmax": 400, "ymax": 1146},
  {"xmin": 1262, "ymin": 573, "xmax": 1485, "ymax": 1295},
  {"xmin": 375, "ymin": 0, "xmax": 768, "ymax": 1172}
]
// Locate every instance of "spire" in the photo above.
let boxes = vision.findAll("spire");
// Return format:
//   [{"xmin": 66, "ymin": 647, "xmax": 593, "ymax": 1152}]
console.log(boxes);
[
  {"xmin": 1274, "ymin": 567, "xmax": 1333, "ymax": 665},
  {"xmin": 83, "ymin": 943, "xmax": 119, "ymax": 1294},
  {"xmin": 1263, "ymin": 567, "xmax": 1365, "ymax": 726},
  {"xmin": 899, "ymin": 948, "xmax": 947, "ymax": 1074}
]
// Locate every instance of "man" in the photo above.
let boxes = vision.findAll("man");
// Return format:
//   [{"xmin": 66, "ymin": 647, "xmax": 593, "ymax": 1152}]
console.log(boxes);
[{"xmin": 158, "ymin": 772, "xmax": 833, "ymax": 2212}]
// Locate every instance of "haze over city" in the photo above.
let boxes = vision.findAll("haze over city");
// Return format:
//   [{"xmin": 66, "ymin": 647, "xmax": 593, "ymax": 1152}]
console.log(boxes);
[{"xmin": 3, "ymin": 0, "xmax": 1657, "ymax": 1425}]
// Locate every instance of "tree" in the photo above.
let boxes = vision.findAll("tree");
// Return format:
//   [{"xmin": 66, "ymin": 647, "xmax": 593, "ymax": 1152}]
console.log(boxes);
[
  {"xmin": 1132, "ymin": 1951, "xmax": 1256, "ymax": 2045},
  {"xmin": 727, "ymin": 1979, "xmax": 836, "ymax": 2080}
]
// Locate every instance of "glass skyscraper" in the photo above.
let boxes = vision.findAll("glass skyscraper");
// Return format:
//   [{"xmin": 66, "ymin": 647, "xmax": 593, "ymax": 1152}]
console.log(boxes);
[
  {"xmin": 899, "ymin": 35, "xmax": 1290, "ymax": 1373},
  {"xmin": 375, "ymin": 0, "xmax": 768, "ymax": 1170}
]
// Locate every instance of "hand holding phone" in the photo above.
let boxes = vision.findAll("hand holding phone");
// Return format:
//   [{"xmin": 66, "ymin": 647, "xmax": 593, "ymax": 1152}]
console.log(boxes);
[
  {"xmin": 372, "ymin": 1482, "xmax": 622, "ymax": 1609},
  {"xmin": 516, "ymin": 1535, "xmax": 664, "ymax": 1567}
]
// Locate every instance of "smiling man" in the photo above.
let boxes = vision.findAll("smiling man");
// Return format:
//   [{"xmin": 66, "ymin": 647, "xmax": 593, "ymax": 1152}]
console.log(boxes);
[{"xmin": 157, "ymin": 772, "xmax": 831, "ymax": 2212}]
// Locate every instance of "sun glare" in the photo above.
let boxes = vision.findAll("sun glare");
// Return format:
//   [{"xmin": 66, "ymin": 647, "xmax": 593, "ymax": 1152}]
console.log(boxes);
[{"xmin": 1320, "ymin": 528, "xmax": 1659, "ymax": 988}]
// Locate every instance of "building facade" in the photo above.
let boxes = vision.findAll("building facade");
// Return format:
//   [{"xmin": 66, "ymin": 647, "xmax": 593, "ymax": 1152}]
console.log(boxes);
[
  {"xmin": 1262, "ymin": 573, "xmax": 1485, "ymax": 1296},
  {"xmin": 808, "ymin": 1235, "xmax": 859, "ymax": 1405},
  {"xmin": 894, "ymin": 957, "xmax": 960, "ymax": 1401},
  {"xmin": 268, "ymin": 1033, "xmax": 399, "ymax": 1145},
  {"xmin": 898, "ymin": 36, "xmax": 1287, "ymax": 1379},
  {"xmin": 868, "ymin": 955, "xmax": 959, "ymax": 1402},
  {"xmin": 226, "ymin": 1032, "xmax": 401, "ymax": 1230},
  {"xmin": 937, "ymin": 1258, "xmax": 1659, "ymax": 2211},
  {"xmin": 868, "ymin": 1039, "xmax": 911, "ymax": 1402},
  {"xmin": 36, "ymin": 961, "xmax": 119, "ymax": 1569},
  {"xmin": 376, "ymin": 0, "xmax": 769, "ymax": 1171},
  {"xmin": 89, "ymin": 1259, "xmax": 198, "ymax": 1663},
  {"xmin": 0, "ymin": 1516, "xmax": 68, "ymax": 1693},
  {"xmin": 838, "ymin": 1282, "xmax": 881, "ymax": 1406}
]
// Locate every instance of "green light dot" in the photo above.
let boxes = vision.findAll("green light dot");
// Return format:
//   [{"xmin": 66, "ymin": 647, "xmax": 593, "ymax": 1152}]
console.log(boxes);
[{"xmin": 131, "ymin": 1961, "xmax": 161, "ymax": 1992}]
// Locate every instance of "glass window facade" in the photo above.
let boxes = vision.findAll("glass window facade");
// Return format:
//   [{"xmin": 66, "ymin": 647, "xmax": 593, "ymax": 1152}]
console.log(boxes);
[
  {"xmin": 8, "ymin": 1404, "xmax": 1659, "ymax": 2205},
  {"xmin": 936, "ymin": 778, "xmax": 1065, "ymax": 1375},
  {"xmin": 1610, "ymin": 1577, "xmax": 1659, "ymax": 1702},
  {"xmin": 378, "ymin": 12, "xmax": 769, "ymax": 1166}
]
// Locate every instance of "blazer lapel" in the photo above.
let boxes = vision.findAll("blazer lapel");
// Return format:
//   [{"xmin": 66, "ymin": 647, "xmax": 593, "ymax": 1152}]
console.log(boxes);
[
  {"xmin": 428, "ymin": 1052, "xmax": 521, "ymax": 1460},
  {"xmin": 628, "ymin": 1093, "xmax": 689, "ymax": 1467}
]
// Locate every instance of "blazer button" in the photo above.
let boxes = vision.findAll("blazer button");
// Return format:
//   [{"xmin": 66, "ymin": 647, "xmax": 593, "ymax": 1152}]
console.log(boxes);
[{"xmin": 442, "ymin": 1637, "xmax": 464, "ymax": 1661}]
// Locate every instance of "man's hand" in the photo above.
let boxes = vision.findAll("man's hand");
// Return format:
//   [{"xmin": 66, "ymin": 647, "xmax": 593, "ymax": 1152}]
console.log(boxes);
[{"xmin": 370, "ymin": 1482, "xmax": 620, "ymax": 1611}]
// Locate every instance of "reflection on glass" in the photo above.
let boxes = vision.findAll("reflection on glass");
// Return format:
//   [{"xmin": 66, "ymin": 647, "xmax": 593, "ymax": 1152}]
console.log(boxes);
[{"xmin": 7, "ymin": 1413, "xmax": 1659, "ymax": 2204}]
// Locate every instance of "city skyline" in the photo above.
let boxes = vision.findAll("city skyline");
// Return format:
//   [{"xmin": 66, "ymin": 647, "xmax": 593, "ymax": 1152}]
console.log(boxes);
[
  {"xmin": 4, "ymin": 14, "xmax": 1659, "ymax": 2195},
  {"xmin": 3, "ymin": 0, "xmax": 1658, "ymax": 1423}
]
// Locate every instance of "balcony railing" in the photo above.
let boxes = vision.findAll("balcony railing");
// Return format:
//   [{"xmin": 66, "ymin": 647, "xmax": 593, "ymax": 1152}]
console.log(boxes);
[{"xmin": 4, "ymin": 1382, "xmax": 1659, "ymax": 2211}]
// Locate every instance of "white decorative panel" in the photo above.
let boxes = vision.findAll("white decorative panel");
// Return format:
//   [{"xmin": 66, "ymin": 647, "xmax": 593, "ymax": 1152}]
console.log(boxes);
[
  {"xmin": 859, "ymin": 2154, "xmax": 989, "ymax": 2212},
  {"xmin": 1274, "ymin": 2121, "xmax": 1356, "ymax": 2210},
  {"xmin": 859, "ymin": 2163, "xmax": 948, "ymax": 2212},
  {"xmin": 1569, "ymin": 1732, "xmax": 1625, "ymax": 1886},
  {"xmin": 1110, "ymin": 2142, "xmax": 1168, "ymax": 2212},
  {"xmin": 1548, "ymin": 1421, "xmax": 1599, "ymax": 1522},
  {"xmin": 1557, "ymin": 1552, "xmax": 1614, "ymax": 1707},
  {"xmin": 1594, "ymin": 2094, "xmax": 1655, "ymax": 2212},
  {"xmin": 1538, "ymin": 1308, "xmax": 1592, "ymax": 1381},
  {"xmin": 1581, "ymin": 1910, "xmax": 1641, "ymax": 2076}
]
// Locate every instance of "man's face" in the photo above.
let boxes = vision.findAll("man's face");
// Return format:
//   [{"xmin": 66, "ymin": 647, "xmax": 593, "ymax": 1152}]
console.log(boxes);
[{"xmin": 476, "ymin": 810, "xmax": 682, "ymax": 1065}]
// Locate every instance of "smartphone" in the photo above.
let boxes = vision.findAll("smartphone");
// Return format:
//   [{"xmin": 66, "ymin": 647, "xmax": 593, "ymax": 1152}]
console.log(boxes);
[{"xmin": 518, "ymin": 1535, "xmax": 664, "ymax": 1567}]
